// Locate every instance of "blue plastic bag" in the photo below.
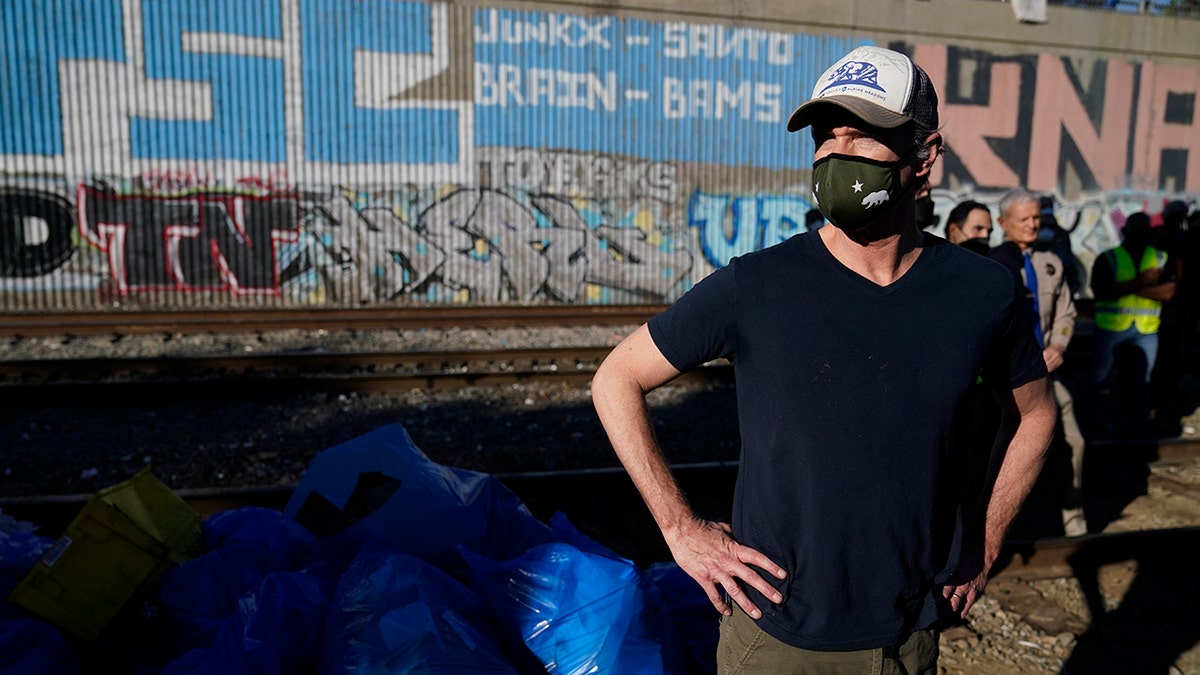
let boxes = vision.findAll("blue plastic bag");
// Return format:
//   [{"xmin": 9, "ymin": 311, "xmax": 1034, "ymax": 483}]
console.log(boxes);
[
  {"xmin": 284, "ymin": 424, "xmax": 553, "ymax": 574},
  {"xmin": 155, "ymin": 507, "xmax": 319, "ymax": 650},
  {"xmin": 645, "ymin": 563, "xmax": 720, "ymax": 675},
  {"xmin": 163, "ymin": 570, "xmax": 335, "ymax": 675},
  {"xmin": 319, "ymin": 542, "xmax": 520, "ymax": 674},
  {"xmin": 548, "ymin": 514, "xmax": 703, "ymax": 674},
  {"xmin": 0, "ymin": 618, "xmax": 80, "ymax": 674},
  {"xmin": 461, "ymin": 543, "xmax": 664, "ymax": 675}
]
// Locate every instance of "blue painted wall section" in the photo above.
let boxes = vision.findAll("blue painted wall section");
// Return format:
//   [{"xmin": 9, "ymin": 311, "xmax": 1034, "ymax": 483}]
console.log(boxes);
[
  {"xmin": 134, "ymin": 0, "xmax": 286, "ymax": 162},
  {"xmin": 474, "ymin": 9, "xmax": 857, "ymax": 169},
  {"xmin": 0, "ymin": 0, "xmax": 125, "ymax": 156},
  {"xmin": 301, "ymin": 0, "xmax": 461, "ymax": 164}
]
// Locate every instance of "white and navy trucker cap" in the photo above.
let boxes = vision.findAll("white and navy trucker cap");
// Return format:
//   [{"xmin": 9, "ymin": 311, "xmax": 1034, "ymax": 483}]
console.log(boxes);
[{"xmin": 786, "ymin": 46, "xmax": 938, "ymax": 132}]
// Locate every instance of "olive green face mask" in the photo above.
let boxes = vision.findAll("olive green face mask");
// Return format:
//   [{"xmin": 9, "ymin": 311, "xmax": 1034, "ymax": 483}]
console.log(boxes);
[{"xmin": 811, "ymin": 153, "xmax": 906, "ymax": 231}]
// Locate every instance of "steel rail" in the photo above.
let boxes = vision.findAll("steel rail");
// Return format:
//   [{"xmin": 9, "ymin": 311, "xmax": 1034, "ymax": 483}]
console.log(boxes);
[
  {"xmin": 1, "ymin": 461, "xmax": 1192, "ymax": 580},
  {"xmin": 0, "ymin": 305, "xmax": 668, "ymax": 337},
  {"xmin": 0, "ymin": 346, "xmax": 620, "ymax": 378},
  {"xmin": 0, "ymin": 347, "xmax": 731, "ymax": 399}
]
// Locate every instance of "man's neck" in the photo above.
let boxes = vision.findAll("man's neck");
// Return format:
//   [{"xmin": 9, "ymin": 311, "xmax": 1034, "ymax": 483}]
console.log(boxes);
[
  {"xmin": 1008, "ymin": 239, "xmax": 1030, "ymax": 254},
  {"xmin": 820, "ymin": 221, "xmax": 925, "ymax": 287}
]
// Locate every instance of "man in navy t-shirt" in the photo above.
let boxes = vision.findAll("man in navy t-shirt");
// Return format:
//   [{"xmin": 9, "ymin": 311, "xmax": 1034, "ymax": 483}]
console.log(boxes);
[{"xmin": 592, "ymin": 46, "xmax": 1056, "ymax": 673}]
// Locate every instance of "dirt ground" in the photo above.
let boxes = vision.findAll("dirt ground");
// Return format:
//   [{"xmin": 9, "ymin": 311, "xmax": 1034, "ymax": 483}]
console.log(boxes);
[{"xmin": 938, "ymin": 449, "xmax": 1200, "ymax": 674}]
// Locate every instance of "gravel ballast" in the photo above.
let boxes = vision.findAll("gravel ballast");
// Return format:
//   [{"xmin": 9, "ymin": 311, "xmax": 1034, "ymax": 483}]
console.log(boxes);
[{"xmin": 3, "ymin": 326, "xmax": 1200, "ymax": 673}]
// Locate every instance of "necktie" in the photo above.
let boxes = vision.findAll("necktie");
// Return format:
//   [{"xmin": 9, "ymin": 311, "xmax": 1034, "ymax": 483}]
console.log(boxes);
[{"xmin": 1023, "ymin": 252, "xmax": 1044, "ymax": 348}]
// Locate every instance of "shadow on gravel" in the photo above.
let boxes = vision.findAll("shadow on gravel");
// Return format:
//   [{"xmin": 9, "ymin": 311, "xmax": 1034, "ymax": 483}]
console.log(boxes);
[
  {"xmin": 1009, "ymin": 341, "xmax": 1200, "ymax": 542},
  {"xmin": 1059, "ymin": 528, "xmax": 1200, "ymax": 674},
  {"xmin": 1021, "ymin": 339, "xmax": 1200, "ymax": 673}
]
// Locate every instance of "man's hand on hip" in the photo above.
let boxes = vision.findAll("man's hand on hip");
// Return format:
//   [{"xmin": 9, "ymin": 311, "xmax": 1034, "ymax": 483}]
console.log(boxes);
[{"xmin": 665, "ymin": 517, "xmax": 787, "ymax": 619}]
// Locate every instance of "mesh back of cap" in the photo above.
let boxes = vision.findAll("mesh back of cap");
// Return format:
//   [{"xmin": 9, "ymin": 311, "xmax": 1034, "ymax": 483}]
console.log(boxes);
[{"xmin": 907, "ymin": 62, "xmax": 939, "ymax": 131}]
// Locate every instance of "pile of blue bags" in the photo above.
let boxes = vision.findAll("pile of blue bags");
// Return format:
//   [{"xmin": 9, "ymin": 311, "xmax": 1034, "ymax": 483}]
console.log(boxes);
[{"xmin": 0, "ymin": 424, "xmax": 718, "ymax": 673}]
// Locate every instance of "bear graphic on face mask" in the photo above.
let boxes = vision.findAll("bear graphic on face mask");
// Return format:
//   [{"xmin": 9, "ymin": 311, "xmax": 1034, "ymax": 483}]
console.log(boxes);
[{"xmin": 862, "ymin": 190, "xmax": 890, "ymax": 208}]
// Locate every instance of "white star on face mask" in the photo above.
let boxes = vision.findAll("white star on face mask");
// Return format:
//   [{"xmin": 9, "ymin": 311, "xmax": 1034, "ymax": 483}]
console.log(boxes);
[{"xmin": 852, "ymin": 180, "xmax": 864, "ymax": 193}]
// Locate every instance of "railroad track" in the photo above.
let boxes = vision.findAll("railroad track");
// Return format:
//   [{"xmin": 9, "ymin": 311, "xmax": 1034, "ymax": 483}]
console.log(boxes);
[
  {"xmin": 3, "ymin": 302, "xmax": 1196, "ymax": 583},
  {"xmin": 0, "ymin": 305, "xmax": 667, "ymax": 337},
  {"xmin": 0, "ymin": 346, "xmax": 730, "ymax": 400},
  {"xmin": 1, "ymin": 460, "xmax": 1194, "ymax": 581}
]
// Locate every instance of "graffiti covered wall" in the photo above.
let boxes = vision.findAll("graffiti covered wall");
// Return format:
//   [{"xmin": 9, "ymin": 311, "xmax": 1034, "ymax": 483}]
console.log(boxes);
[{"xmin": 2, "ymin": 0, "xmax": 1199, "ymax": 308}]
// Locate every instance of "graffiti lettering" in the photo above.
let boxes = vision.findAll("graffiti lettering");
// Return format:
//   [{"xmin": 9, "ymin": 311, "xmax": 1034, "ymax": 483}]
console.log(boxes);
[
  {"xmin": 1133, "ymin": 61, "xmax": 1200, "ymax": 193},
  {"xmin": 662, "ymin": 23, "xmax": 793, "ymax": 65},
  {"xmin": 475, "ymin": 64, "xmax": 618, "ymax": 111},
  {"xmin": 308, "ymin": 198, "xmax": 445, "ymax": 303},
  {"xmin": 912, "ymin": 42, "xmax": 1200, "ymax": 194},
  {"xmin": 283, "ymin": 181, "xmax": 692, "ymax": 304},
  {"xmin": 480, "ymin": 150, "xmax": 677, "ymax": 203},
  {"xmin": 688, "ymin": 191, "xmax": 812, "ymax": 268},
  {"xmin": 662, "ymin": 78, "xmax": 783, "ymax": 122},
  {"xmin": 0, "ymin": 190, "xmax": 76, "ymax": 278},
  {"xmin": 1028, "ymin": 55, "xmax": 1134, "ymax": 193},
  {"xmin": 474, "ymin": 10, "xmax": 612, "ymax": 48},
  {"xmin": 413, "ymin": 188, "xmax": 691, "ymax": 301},
  {"xmin": 78, "ymin": 188, "xmax": 298, "ymax": 294},
  {"xmin": 526, "ymin": 194, "xmax": 693, "ymax": 300}
]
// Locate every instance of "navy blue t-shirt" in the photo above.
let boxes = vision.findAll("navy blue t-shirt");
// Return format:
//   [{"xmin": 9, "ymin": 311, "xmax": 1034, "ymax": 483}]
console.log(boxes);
[{"xmin": 648, "ymin": 232, "xmax": 1046, "ymax": 651}]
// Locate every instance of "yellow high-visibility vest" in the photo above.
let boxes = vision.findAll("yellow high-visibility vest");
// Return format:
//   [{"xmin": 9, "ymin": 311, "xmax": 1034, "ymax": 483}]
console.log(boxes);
[{"xmin": 1094, "ymin": 245, "xmax": 1168, "ymax": 334}]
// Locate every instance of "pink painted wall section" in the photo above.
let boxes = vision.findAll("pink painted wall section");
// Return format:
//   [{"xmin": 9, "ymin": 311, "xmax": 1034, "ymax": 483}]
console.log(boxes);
[
  {"xmin": 1028, "ymin": 54, "xmax": 1134, "ymax": 193},
  {"xmin": 915, "ymin": 44, "xmax": 1020, "ymax": 189},
  {"xmin": 914, "ymin": 42, "xmax": 1200, "ymax": 195},
  {"xmin": 1133, "ymin": 61, "xmax": 1200, "ymax": 193}
]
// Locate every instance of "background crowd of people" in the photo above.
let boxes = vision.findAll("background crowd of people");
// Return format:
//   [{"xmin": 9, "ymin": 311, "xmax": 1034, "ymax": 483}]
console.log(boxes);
[{"xmin": 926, "ymin": 189, "xmax": 1199, "ymax": 537}]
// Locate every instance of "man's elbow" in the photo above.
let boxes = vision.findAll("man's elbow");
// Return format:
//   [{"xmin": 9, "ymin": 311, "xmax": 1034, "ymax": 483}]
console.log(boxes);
[
  {"xmin": 591, "ymin": 354, "xmax": 624, "ymax": 404},
  {"xmin": 593, "ymin": 349, "xmax": 652, "ymax": 403},
  {"xmin": 1023, "ymin": 379, "xmax": 1058, "ymax": 437}
]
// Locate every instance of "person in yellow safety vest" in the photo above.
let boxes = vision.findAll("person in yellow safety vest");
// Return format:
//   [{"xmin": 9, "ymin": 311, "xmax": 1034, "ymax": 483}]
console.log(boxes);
[{"xmin": 1088, "ymin": 212, "xmax": 1176, "ymax": 436}]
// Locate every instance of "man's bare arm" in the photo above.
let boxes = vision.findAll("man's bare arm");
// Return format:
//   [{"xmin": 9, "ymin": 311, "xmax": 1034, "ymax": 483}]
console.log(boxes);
[
  {"xmin": 982, "ymin": 376, "xmax": 1057, "ymax": 566},
  {"xmin": 591, "ymin": 324, "xmax": 785, "ymax": 618},
  {"xmin": 943, "ymin": 375, "xmax": 1056, "ymax": 617}
]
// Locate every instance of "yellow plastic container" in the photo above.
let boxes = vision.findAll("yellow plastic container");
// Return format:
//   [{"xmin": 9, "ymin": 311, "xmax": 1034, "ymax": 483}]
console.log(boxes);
[{"xmin": 7, "ymin": 467, "xmax": 204, "ymax": 642}]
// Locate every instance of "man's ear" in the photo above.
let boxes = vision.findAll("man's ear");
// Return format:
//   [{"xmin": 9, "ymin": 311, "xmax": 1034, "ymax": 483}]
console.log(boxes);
[{"xmin": 916, "ymin": 132, "xmax": 942, "ymax": 178}]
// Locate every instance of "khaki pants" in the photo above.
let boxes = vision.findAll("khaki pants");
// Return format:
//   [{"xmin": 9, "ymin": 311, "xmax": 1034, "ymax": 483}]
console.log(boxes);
[
  {"xmin": 717, "ymin": 604, "xmax": 939, "ymax": 675},
  {"xmin": 1053, "ymin": 378, "xmax": 1086, "ymax": 493}
]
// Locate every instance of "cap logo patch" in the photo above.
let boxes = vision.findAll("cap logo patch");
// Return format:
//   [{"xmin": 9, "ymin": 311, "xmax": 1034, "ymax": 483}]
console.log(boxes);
[{"xmin": 819, "ymin": 60, "xmax": 885, "ymax": 95}]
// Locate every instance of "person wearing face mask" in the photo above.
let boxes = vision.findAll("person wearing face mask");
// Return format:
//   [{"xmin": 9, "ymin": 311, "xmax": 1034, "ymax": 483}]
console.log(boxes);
[
  {"xmin": 944, "ymin": 199, "xmax": 994, "ymax": 255},
  {"xmin": 592, "ymin": 46, "xmax": 1055, "ymax": 672}
]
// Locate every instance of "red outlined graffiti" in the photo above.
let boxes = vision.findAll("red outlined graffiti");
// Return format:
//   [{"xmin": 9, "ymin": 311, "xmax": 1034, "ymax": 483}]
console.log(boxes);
[{"xmin": 77, "ymin": 185, "xmax": 300, "ymax": 295}]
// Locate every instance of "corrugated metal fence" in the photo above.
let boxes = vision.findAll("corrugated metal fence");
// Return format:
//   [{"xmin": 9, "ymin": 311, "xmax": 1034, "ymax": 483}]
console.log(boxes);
[{"xmin": 1, "ymin": 0, "xmax": 1198, "ymax": 310}]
